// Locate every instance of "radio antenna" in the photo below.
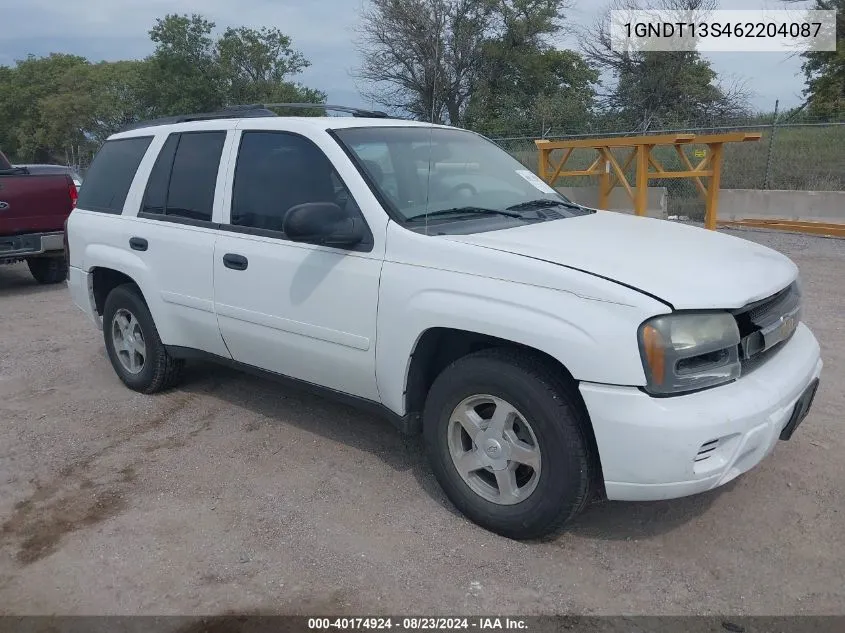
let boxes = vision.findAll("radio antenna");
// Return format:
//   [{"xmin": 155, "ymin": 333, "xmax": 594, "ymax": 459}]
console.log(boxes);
[{"xmin": 424, "ymin": 16, "xmax": 440, "ymax": 234}]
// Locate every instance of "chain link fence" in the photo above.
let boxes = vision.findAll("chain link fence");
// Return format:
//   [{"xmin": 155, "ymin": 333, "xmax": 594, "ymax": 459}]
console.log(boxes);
[
  {"xmin": 67, "ymin": 108, "xmax": 845, "ymax": 221},
  {"xmin": 491, "ymin": 112, "xmax": 845, "ymax": 220}
]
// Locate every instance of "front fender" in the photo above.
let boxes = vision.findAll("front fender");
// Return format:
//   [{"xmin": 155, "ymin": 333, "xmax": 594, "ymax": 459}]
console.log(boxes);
[{"xmin": 376, "ymin": 261, "xmax": 660, "ymax": 416}]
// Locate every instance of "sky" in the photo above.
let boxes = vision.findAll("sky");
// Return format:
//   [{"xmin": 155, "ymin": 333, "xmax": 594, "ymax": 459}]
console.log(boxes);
[{"xmin": 0, "ymin": 0, "xmax": 809, "ymax": 114}]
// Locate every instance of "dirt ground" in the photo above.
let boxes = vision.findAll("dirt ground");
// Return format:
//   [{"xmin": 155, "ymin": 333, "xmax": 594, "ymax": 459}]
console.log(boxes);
[{"xmin": 0, "ymin": 228, "xmax": 843, "ymax": 617}]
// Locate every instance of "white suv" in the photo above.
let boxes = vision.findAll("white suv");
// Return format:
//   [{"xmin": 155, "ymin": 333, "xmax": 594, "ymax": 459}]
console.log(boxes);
[{"xmin": 67, "ymin": 105, "xmax": 822, "ymax": 539}]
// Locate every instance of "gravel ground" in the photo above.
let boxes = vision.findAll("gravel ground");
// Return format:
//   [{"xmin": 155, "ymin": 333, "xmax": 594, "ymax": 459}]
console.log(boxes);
[{"xmin": 0, "ymin": 228, "xmax": 843, "ymax": 617}]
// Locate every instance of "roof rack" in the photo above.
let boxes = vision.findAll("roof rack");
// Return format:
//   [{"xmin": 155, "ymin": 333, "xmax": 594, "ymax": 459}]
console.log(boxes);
[
  {"xmin": 120, "ymin": 103, "xmax": 390, "ymax": 132},
  {"xmin": 119, "ymin": 105, "xmax": 276, "ymax": 132},
  {"xmin": 262, "ymin": 103, "xmax": 390, "ymax": 118}
]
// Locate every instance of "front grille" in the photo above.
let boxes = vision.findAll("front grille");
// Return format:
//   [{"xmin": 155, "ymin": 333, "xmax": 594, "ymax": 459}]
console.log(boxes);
[
  {"xmin": 741, "ymin": 338, "xmax": 788, "ymax": 375},
  {"xmin": 733, "ymin": 281, "xmax": 801, "ymax": 374},
  {"xmin": 745, "ymin": 284, "xmax": 799, "ymax": 327}
]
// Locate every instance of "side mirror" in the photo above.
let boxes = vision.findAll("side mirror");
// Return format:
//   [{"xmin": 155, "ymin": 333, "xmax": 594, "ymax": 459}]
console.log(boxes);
[{"xmin": 283, "ymin": 202, "xmax": 364, "ymax": 248}]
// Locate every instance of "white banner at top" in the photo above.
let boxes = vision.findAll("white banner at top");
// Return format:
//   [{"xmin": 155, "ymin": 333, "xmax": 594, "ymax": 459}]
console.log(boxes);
[{"xmin": 609, "ymin": 9, "xmax": 838, "ymax": 53}]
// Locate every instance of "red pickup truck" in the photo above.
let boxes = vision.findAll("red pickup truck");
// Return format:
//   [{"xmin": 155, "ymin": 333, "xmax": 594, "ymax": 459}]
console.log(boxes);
[{"xmin": 0, "ymin": 149, "xmax": 77, "ymax": 284}]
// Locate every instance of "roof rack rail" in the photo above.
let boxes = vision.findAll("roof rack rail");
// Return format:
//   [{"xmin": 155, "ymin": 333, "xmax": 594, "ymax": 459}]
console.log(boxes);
[
  {"xmin": 261, "ymin": 103, "xmax": 391, "ymax": 118},
  {"xmin": 120, "ymin": 103, "xmax": 391, "ymax": 132},
  {"xmin": 119, "ymin": 105, "xmax": 277, "ymax": 132}
]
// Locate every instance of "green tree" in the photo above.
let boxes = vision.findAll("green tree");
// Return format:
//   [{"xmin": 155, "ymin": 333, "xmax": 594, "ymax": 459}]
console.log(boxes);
[
  {"xmin": 612, "ymin": 51, "xmax": 744, "ymax": 126},
  {"xmin": 0, "ymin": 54, "xmax": 89, "ymax": 162},
  {"xmin": 466, "ymin": 1, "xmax": 598, "ymax": 135},
  {"xmin": 355, "ymin": 0, "xmax": 492, "ymax": 124},
  {"xmin": 38, "ymin": 61, "xmax": 148, "ymax": 158},
  {"xmin": 0, "ymin": 14, "xmax": 326, "ymax": 164},
  {"xmin": 467, "ymin": 49, "xmax": 599, "ymax": 135},
  {"xmin": 216, "ymin": 25, "xmax": 325, "ymax": 106},
  {"xmin": 355, "ymin": 0, "xmax": 595, "ymax": 130},
  {"xmin": 141, "ymin": 14, "xmax": 223, "ymax": 116},
  {"xmin": 85, "ymin": 61, "xmax": 149, "ymax": 141},
  {"xmin": 141, "ymin": 15, "xmax": 324, "ymax": 116},
  {"xmin": 786, "ymin": 0, "xmax": 844, "ymax": 117},
  {"xmin": 583, "ymin": 0, "xmax": 749, "ymax": 129},
  {"xmin": 0, "ymin": 65, "xmax": 16, "ymax": 157},
  {"xmin": 0, "ymin": 56, "xmax": 147, "ymax": 164}
]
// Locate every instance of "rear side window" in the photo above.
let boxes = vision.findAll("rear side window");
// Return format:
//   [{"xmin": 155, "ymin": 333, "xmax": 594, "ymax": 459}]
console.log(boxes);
[
  {"xmin": 141, "ymin": 131, "xmax": 225, "ymax": 223},
  {"xmin": 76, "ymin": 137, "xmax": 152, "ymax": 213},
  {"xmin": 141, "ymin": 135, "xmax": 179, "ymax": 215}
]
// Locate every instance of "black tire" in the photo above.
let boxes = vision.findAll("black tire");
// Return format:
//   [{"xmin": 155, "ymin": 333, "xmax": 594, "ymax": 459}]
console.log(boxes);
[
  {"xmin": 423, "ymin": 348, "xmax": 595, "ymax": 540},
  {"xmin": 27, "ymin": 256, "xmax": 68, "ymax": 284},
  {"xmin": 102, "ymin": 283, "xmax": 185, "ymax": 394}
]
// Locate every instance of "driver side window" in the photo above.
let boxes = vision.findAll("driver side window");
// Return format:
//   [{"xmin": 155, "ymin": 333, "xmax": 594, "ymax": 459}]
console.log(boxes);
[{"xmin": 230, "ymin": 131, "xmax": 359, "ymax": 234}]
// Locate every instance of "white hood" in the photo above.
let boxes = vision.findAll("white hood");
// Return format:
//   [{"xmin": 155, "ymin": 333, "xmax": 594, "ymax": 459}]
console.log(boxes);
[{"xmin": 446, "ymin": 212, "xmax": 798, "ymax": 310}]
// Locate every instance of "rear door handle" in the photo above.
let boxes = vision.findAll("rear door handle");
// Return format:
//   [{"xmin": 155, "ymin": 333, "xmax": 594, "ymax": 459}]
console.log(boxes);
[
  {"xmin": 129, "ymin": 237, "xmax": 148, "ymax": 251},
  {"xmin": 223, "ymin": 253, "xmax": 248, "ymax": 271}
]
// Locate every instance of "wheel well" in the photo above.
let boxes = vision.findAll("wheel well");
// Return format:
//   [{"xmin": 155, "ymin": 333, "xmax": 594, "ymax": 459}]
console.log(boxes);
[
  {"xmin": 405, "ymin": 327, "xmax": 605, "ymax": 495},
  {"xmin": 91, "ymin": 268, "xmax": 138, "ymax": 315}
]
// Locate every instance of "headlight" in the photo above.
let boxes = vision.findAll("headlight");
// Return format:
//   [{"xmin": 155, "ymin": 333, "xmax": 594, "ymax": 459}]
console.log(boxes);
[{"xmin": 638, "ymin": 312, "xmax": 741, "ymax": 395}]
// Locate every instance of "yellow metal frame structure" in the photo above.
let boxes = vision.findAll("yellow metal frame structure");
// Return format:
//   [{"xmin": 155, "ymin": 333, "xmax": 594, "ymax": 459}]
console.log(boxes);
[
  {"xmin": 718, "ymin": 219, "xmax": 845, "ymax": 238},
  {"xmin": 535, "ymin": 132, "xmax": 762, "ymax": 230}
]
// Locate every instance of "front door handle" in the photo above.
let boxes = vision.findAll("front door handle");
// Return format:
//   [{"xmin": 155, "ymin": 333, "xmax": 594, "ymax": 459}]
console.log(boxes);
[
  {"xmin": 129, "ymin": 237, "xmax": 148, "ymax": 251},
  {"xmin": 223, "ymin": 253, "xmax": 248, "ymax": 271}
]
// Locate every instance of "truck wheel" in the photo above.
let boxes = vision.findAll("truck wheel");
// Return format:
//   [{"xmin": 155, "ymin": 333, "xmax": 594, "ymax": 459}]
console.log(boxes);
[
  {"xmin": 423, "ymin": 348, "xmax": 595, "ymax": 540},
  {"xmin": 27, "ymin": 256, "xmax": 68, "ymax": 284},
  {"xmin": 102, "ymin": 284, "xmax": 184, "ymax": 394}
]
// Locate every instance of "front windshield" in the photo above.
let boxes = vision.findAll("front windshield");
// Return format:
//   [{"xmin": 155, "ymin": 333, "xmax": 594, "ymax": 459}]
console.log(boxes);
[{"xmin": 334, "ymin": 126, "xmax": 583, "ymax": 224}]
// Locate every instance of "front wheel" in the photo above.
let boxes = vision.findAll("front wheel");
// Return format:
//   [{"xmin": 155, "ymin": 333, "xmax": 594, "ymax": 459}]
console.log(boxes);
[{"xmin": 423, "ymin": 349, "xmax": 595, "ymax": 539}]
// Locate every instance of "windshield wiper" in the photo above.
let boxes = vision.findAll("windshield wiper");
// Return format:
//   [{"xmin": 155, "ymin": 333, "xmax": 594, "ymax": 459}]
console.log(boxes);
[
  {"xmin": 506, "ymin": 198, "xmax": 584, "ymax": 211},
  {"xmin": 406, "ymin": 206, "xmax": 523, "ymax": 221}
]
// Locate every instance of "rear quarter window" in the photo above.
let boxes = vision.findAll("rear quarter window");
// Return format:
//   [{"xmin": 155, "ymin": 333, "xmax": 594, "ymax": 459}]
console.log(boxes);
[{"xmin": 76, "ymin": 136, "xmax": 153, "ymax": 213}]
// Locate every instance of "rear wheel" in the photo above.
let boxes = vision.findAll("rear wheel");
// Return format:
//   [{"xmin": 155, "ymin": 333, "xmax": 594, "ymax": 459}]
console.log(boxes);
[
  {"xmin": 27, "ymin": 255, "xmax": 68, "ymax": 284},
  {"xmin": 103, "ymin": 284, "xmax": 184, "ymax": 393},
  {"xmin": 423, "ymin": 348, "xmax": 595, "ymax": 539}
]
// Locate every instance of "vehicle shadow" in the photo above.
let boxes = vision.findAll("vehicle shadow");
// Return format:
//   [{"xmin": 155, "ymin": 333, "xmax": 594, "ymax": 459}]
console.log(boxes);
[
  {"xmin": 179, "ymin": 361, "xmax": 429, "ymax": 474},
  {"xmin": 0, "ymin": 262, "xmax": 65, "ymax": 298},
  {"xmin": 178, "ymin": 360, "xmax": 465, "ymax": 518},
  {"xmin": 178, "ymin": 360, "xmax": 731, "ymax": 539},
  {"xmin": 562, "ymin": 480, "xmax": 736, "ymax": 542}
]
